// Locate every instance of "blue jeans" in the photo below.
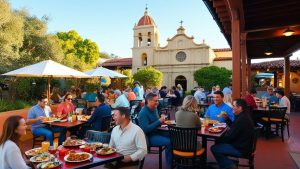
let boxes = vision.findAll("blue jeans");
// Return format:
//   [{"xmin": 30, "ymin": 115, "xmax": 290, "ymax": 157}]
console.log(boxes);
[
  {"xmin": 149, "ymin": 134, "xmax": 172, "ymax": 168},
  {"xmin": 32, "ymin": 127, "xmax": 66, "ymax": 145},
  {"xmin": 211, "ymin": 143, "xmax": 242, "ymax": 169}
]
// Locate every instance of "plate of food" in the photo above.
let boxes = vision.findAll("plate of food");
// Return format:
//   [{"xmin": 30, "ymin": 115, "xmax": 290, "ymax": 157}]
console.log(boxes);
[
  {"xmin": 25, "ymin": 147, "xmax": 43, "ymax": 157},
  {"xmin": 213, "ymin": 122, "xmax": 227, "ymax": 128},
  {"xmin": 64, "ymin": 152, "xmax": 93, "ymax": 163},
  {"xmin": 164, "ymin": 120, "xmax": 176, "ymax": 125},
  {"xmin": 77, "ymin": 115, "xmax": 90, "ymax": 122},
  {"xmin": 63, "ymin": 139, "xmax": 86, "ymax": 147},
  {"xmin": 44, "ymin": 117, "xmax": 61, "ymax": 123},
  {"xmin": 208, "ymin": 127, "xmax": 223, "ymax": 133},
  {"xmin": 80, "ymin": 142, "xmax": 103, "ymax": 149},
  {"xmin": 30, "ymin": 153, "xmax": 54, "ymax": 163},
  {"xmin": 36, "ymin": 159, "xmax": 62, "ymax": 169},
  {"xmin": 97, "ymin": 147, "xmax": 116, "ymax": 155}
]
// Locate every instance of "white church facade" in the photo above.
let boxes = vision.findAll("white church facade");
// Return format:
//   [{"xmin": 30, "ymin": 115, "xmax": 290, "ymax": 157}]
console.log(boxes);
[{"xmin": 132, "ymin": 9, "xmax": 232, "ymax": 91}]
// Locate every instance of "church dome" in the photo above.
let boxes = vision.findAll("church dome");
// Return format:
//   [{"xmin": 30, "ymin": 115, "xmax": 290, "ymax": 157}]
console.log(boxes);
[{"xmin": 137, "ymin": 8, "xmax": 156, "ymax": 26}]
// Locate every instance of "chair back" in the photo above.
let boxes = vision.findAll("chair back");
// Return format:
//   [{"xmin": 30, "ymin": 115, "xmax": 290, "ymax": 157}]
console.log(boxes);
[
  {"xmin": 248, "ymin": 124, "xmax": 263, "ymax": 158},
  {"xmin": 168, "ymin": 125, "xmax": 198, "ymax": 155},
  {"xmin": 101, "ymin": 115, "xmax": 112, "ymax": 132},
  {"xmin": 86, "ymin": 130, "xmax": 111, "ymax": 143},
  {"xmin": 130, "ymin": 100, "xmax": 142, "ymax": 122},
  {"xmin": 268, "ymin": 107, "xmax": 287, "ymax": 120}
]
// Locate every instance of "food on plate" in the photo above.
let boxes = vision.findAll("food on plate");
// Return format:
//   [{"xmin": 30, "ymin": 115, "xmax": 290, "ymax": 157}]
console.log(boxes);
[
  {"xmin": 217, "ymin": 111, "xmax": 227, "ymax": 117},
  {"xmin": 30, "ymin": 153, "xmax": 52, "ymax": 162},
  {"xmin": 78, "ymin": 115, "xmax": 90, "ymax": 121},
  {"xmin": 37, "ymin": 160, "xmax": 61, "ymax": 169},
  {"xmin": 208, "ymin": 127, "xmax": 222, "ymax": 133},
  {"xmin": 25, "ymin": 148, "xmax": 43, "ymax": 156},
  {"xmin": 164, "ymin": 120, "xmax": 176, "ymax": 125},
  {"xmin": 67, "ymin": 152, "xmax": 91, "ymax": 162},
  {"xmin": 97, "ymin": 147, "xmax": 116, "ymax": 155},
  {"xmin": 63, "ymin": 138, "xmax": 85, "ymax": 147}
]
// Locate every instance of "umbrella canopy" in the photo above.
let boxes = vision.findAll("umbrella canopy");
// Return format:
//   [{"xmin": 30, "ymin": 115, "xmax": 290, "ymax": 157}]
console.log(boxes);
[
  {"xmin": 255, "ymin": 73, "xmax": 274, "ymax": 78},
  {"xmin": 2, "ymin": 60, "xmax": 90, "ymax": 100},
  {"xmin": 84, "ymin": 67, "xmax": 127, "ymax": 78},
  {"xmin": 2, "ymin": 60, "xmax": 89, "ymax": 78}
]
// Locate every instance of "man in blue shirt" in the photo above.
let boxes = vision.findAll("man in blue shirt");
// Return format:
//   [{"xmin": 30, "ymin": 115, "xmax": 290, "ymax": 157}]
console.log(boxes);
[
  {"xmin": 138, "ymin": 93, "xmax": 172, "ymax": 169},
  {"xmin": 261, "ymin": 87, "xmax": 278, "ymax": 104},
  {"xmin": 79, "ymin": 94, "xmax": 112, "ymax": 138},
  {"xmin": 205, "ymin": 91, "xmax": 234, "ymax": 123},
  {"xmin": 133, "ymin": 82, "xmax": 143, "ymax": 100},
  {"xmin": 27, "ymin": 95, "xmax": 66, "ymax": 145},
  {"xmin": 111, "ymin": 90, "xmax": 130, "ymax": 108}
]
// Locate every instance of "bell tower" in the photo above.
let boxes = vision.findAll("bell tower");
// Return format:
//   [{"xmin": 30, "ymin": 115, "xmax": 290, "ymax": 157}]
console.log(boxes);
[{"xmin": 132, "ymin": 7, "xmax": 159, "ymax": 73}]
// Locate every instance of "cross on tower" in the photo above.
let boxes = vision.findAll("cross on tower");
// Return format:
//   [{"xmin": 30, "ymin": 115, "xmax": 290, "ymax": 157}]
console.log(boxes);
[{"xmin": 179, "ymin": 20, "xmax": 183, "ymax": 26}]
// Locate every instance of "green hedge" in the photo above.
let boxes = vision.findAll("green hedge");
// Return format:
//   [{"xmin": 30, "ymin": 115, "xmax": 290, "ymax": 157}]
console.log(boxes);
[{"xmin": 0, "ymin": 99, "xmax": 32, "ymax": 112}]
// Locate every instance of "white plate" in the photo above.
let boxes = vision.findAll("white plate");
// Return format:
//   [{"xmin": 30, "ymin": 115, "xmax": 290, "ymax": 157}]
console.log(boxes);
[
  {"xmin": 63, "ymin": 140, "xmax": 86, "ymax": 147},
  {"xmin": 97, "ymin": 148, "xmax": 116, "ymax": 156},
  {"xmin": 25, "ymin": 147, "xmax": 42, "ymax": 157},
  {"xmin": 213, "ymin": 123, "xmax": 227, "ymax": 128},
  {"xmin": 30, "ymin": 153, "xmax": 54, "ymax": 163},
  {"xmin": 64, "ymin": 152, "xmax": 93, "ymax": 163},
  {"xmin": 60, "ymin": 119, "xmax": 67, "ymax": 122},
  {"xmin": 36, "ymin": 159, "xmax": 62, "ymax": 169}
]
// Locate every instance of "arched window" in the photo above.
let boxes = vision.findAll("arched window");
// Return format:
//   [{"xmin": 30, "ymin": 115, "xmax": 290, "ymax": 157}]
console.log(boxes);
[
  {"xmin": 147, "ymin": 32, "xmax": 151, "ymax": 46},
  {"xmin": 138, "ymin": 33, "xmax": 142, "ymax": 47},
  {"xmin": 142, "ymin": 53, "xmax": 147, "ymax": 66}
]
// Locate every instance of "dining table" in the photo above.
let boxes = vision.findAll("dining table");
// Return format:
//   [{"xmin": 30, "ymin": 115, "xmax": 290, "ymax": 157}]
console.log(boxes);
[
  {"xmin": 157, "ymin": 123, "xmax": 228, "ymax": 169},
  {"xmin": 43, "ymin": 120, "xmax": 87, "ymax": 128},
  {"xmin": 28, "ymin": 147, "xmax": 124, "ymax": 169}
]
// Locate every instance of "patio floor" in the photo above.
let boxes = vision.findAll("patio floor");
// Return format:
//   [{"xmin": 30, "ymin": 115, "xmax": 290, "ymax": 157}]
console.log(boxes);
[{"xmin": 22, "ymin": 112, "xmax": 300, "ymax": 169}]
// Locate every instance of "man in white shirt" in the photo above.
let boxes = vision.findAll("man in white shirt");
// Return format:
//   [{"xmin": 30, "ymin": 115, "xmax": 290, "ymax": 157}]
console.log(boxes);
[
  {"xmin": 276, "ymin": 90, "xmax": 291, "ymax": 114},
  {"xmin": 107, "ymin": 107, "xmax": 147, "ymax": 169}
]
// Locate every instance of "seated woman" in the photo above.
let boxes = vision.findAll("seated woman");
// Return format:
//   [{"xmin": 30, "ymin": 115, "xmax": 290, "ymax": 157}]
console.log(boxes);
[
  {"xmin": 57, "ymin": 93, "xmax": 75, "ymax": 118},
  {"xmin": 175, "ymin": 95, "xmax": 202, "ymax": 149},
  {"xmin": 0, "ymin": 116, "xmax": 31, "ymax": 169}
]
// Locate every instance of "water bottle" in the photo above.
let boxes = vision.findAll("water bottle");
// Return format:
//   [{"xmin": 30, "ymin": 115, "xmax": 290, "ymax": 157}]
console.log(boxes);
[{"xmin": 68, "ymin": 112, "xmax": 72, "ymax": 122}]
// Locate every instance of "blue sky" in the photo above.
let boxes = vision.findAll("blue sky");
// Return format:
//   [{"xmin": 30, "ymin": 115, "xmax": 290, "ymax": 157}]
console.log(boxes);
[{"xmin": 9, "ymin": 0, "xmax": 299, "ymax": 62}]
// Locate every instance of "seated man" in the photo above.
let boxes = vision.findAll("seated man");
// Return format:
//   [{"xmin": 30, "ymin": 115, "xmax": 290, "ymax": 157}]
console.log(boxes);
[
  {"xmin": 107, "ymin": 107, "xmax": 147, "ymax": 169},
  {"xmin": 138, "ymin": 93, "xmax": 172, "ymax": 169},
  {"xmin": 276, "ymin": 90, "xmax": 291, "ymax": 115},
  {"xmin": 211, "ymin": 99, "xmax": 255, "ymax": 169},
  {"xmin": 205, "ymin": 91, "xmax": 234, "ymax": 123},
  {"xmin": 81, "ymin": 94, "xmax": 112, "ymax": 135},
  {"xmin": 111, "ymin": 90, "xmax": 130, "ymax": 108},
  {"xmin": 27, "ymin": 95, "xmax": 66, "ymax": 145},
  {"xmin": 261, "ymin": 86, "xmax": 278, "ymax": 104}
]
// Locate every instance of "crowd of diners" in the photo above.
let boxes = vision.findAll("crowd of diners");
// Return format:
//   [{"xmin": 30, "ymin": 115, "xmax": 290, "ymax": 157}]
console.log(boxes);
[{"xmin": 0, "ymin": 81, "xmax": 291, "ymax": 169}]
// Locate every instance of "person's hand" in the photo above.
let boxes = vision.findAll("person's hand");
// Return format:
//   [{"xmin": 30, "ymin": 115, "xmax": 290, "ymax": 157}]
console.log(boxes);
[
  {"xmin": 221, "ymin": 113, "xmax": 229, "ymax": 120},
  {"xmin": 159, "ymin": 114, "xmax": 166, "ymax": 123},
  {"xmin": 37, "ymin": 116, "xmax": 46, "ymax": 121},
  {"xmin": 122, "ymin": 155, "xmax": 132, "ymax": 163}
]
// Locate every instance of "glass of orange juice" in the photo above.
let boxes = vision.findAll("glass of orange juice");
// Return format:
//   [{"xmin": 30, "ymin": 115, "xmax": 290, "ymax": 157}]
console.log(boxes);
[
  {"xmin": 53, "ymin": 141, "xmax": 58, "ymax": 150},
  {"xmin": 72, "ymin": 114, "xmax": 77, "ymax": 122},
  {"xmin": 42, "ymin": 141, "xmax": 50, "ymax": 152}
]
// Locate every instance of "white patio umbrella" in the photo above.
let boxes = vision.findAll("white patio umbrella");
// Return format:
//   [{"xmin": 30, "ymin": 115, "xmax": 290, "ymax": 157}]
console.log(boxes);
[
  {"xmin": 84, "ymin": 67, "xmax": 127, "ymax": 78},
  {"xmin": 84, "ymin": 66, "xmax": 127, "ymax": 88},
  {"xmin": 2, "ymin": 60, "xmax": 90, "ymax": 100}
]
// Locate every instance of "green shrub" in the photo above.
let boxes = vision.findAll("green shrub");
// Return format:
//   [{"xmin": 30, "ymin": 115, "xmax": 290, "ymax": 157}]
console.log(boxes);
[
  {"xmin": 0, "ymin": 99, "xmax": 32, "ymax": 112},
  {"xmin": 133, "ymin": 66, "xmax": 163, "ymax": 88}
]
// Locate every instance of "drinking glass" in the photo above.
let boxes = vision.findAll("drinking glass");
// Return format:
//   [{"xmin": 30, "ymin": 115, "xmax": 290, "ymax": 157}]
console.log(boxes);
[
  {"xmin": 49, "ymin": 146, "xmax": 57, "ymax": 155},
  {"xmin": 41, "ymin": 141, "xmax": 50, "ymax": 152}
]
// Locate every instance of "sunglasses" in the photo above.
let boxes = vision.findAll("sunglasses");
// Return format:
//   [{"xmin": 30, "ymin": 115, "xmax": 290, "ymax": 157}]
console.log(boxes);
[{"xmin": 66, "ymin": 98, "xmax": 72, "ymax": 100}]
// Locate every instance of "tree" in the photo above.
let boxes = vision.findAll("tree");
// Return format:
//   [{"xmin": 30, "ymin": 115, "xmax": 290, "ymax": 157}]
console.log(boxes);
[
  {"xmin": 99, "ymin": 52, "xmax": 111, "ymax": 59},
  {"xmin": 0, "ymin": 0, "xmax": 24, "ymax": 73},
  {"xmin": 133, "ymin": 67, "xmax": 163, "ymax": 88},
  {"xmin": 56, "ymin": 30, "xmax": 100, "ymax": 70},
  {"xmin": 194, "ymin": 66, "xmax": 231, "ymax": 90}
]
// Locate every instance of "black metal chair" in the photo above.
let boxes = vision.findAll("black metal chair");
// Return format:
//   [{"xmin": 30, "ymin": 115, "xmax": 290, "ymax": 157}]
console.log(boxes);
[
  {"xmin": 261, "ymin": 107, "xmax": 288, "ymax": 142},
  {"xmin": 100, "ymin": 115, "xmax": 112, "ymax": 132},
  {"xmin": 226, "ymin": 124, "xmax": 263, "ymax": 169},
  {"xmin": 168, "ymin": 125, "xmax": 205, "ymax": 169},
  {"xmin": 86, "ymin": 130, "xmax": 111, "ymax": 143}
]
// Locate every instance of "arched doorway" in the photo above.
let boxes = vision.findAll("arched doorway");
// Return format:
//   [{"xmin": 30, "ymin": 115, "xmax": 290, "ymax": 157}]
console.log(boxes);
[{"xmin": 175, "ymin": 75, "xmax": 187, "ymax": 91}]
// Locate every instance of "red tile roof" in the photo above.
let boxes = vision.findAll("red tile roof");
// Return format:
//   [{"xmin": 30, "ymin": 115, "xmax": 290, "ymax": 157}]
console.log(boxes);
[
  {"xmin": 102, "ymin": 58, "xmax": 132, "ymax": 67},
  {"xmin": 137, "ymin": 10, "xmax": 156, "ymax": 26},
  {"xmin": 213, "ymin": 48, "xmax": 232, "ymax": 52},
  {"xmin": 252, "ymin": 59, "xmax": 300, "ymax": 69},
  {"xmin": 213, "ymin": 57, "xmax": 232, "ymax": 61}
]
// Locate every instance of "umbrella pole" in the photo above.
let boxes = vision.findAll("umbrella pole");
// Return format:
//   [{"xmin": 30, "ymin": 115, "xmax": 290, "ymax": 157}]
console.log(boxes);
[
  {"xmin": 47, "ymin": 77, "xmax": 50, "ymax": 103},
  {"xmin": 99, "ymin": 76, "xmax": 102, "ymax": 93}
]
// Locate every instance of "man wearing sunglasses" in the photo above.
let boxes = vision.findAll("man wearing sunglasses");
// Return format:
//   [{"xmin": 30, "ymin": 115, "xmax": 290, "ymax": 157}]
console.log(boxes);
[{"xmin": 27, "ymin": 95, "xmax": 67, "ymax": 145}]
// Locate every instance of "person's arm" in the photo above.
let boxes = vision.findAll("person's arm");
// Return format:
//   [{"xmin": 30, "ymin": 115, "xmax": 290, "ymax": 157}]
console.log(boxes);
[
  {"xmin": 222, "ymin": 118, "xmax": 244, "ymax": 142},
  {"xmin": 194, "ymin": 113, "xmax": 202, "ymax": 128},
  {"xmin": 109, "ymin": 129, "xmax": 116, "ymax": 148},
  {"xmin": 111, "ymin": 98, "xmax": 120, "ymax": 108},
  {"xmin": 138, "ymin": 111, "xmax": 161, "ymax": 134},
  {"xmin": 7, "ymin": 143, "xmax": 31, "ymax": 169},
  {"xmin": 129, "ymin": 129, "xmax": 148, "ymax": 161},
  {"xmin": 26, "ymin": 109, "xmax": 45, "ymax": 125}
]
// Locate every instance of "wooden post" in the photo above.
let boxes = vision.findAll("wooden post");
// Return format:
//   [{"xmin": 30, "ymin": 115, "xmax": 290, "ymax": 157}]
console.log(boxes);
[
  {"xmin": 284, "ymin": 56, "xmax": 290, "ymax": 95},
  {"xmin": 247, "ymin": 58, "xmax": 252, "ymax": 92},
  {"xmin": 241, "ymin": 33, "xmax": 247, "ymax": 97},
  {"xmin": 231, "ymin": 10, "xmax": 241, "ymax": 99}
]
